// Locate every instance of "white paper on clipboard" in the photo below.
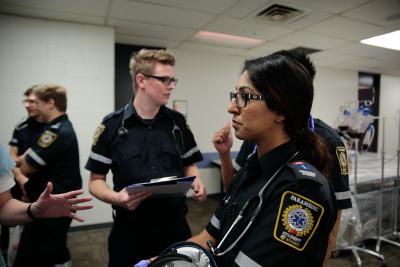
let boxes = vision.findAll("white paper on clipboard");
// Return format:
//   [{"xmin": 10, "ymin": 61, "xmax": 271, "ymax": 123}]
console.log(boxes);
[{"xmin": 125, "ymin": 176, "xmax": 196, "ymax": 196}]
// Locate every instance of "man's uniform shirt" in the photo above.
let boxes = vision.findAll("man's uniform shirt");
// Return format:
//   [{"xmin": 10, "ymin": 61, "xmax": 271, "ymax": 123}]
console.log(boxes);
[{"xmin": 24, "ymin": 114, "xmax": 82, "ymax": 200}]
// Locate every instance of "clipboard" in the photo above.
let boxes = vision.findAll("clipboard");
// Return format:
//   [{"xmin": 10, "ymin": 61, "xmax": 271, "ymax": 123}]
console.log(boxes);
[{"xmin": 125, "ymin": 176, "xmax": 196, "ymax": 196}]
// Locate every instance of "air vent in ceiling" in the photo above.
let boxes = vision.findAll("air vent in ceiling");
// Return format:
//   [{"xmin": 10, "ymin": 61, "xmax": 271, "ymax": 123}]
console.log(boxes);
[{"xmin": 256, "ymin": 4, "xmax": 304, "ymax": 24}]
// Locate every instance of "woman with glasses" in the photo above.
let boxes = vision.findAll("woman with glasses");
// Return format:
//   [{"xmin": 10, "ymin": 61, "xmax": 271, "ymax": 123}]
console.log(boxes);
[{"xmin": 185, "ymin": 50, "xmax": 337, "ymax": 267}]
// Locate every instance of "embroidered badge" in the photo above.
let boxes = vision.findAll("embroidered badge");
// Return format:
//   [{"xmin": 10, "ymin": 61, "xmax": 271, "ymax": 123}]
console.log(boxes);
[
  {"xmin": 274, "ymin": 191, "xmax": 324, "ymax": 251},
  {"xmin": 336, "ymin": 146, "xmax": 349, "ymax": 175},
  {"xmin": 92, "ymin": 124, "xmax": 105, "ymax": 145},
  {"xmin": 37, "ymin": 130, "xmax": 58, "ymax": 148},
  {"xmin": 290, "ymin": 162, "xmax": 316, "ymax": 177}
]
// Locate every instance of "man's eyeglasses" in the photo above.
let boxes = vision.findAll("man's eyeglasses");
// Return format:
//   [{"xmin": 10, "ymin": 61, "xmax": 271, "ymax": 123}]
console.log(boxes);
[
  {"xmin": 143, "ymin": 74, "xmax": 178, "ymax": 86},
  {"xmin": 230, "ymin": 92, "xmax": 264, "ymax": 108}
]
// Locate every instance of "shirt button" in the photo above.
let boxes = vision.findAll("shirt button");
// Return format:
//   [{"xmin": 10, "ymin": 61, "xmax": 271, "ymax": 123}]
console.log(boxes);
[{"xmin": 151, "ymin": 166, "xmax": 155, "ymax": 170}]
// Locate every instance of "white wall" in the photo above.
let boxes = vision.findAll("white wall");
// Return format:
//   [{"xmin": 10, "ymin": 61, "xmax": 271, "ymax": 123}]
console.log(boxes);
[
  {"xmin": 312, "ymin": 67, "xmax": 358, "ymax": 125},
  {"xmin": 0, "ymin": 14, "xmax": 115, "ymax": 226},
  {"xmin": 379, "ymin": 75, "xmax": 400, "ymax": 156}
]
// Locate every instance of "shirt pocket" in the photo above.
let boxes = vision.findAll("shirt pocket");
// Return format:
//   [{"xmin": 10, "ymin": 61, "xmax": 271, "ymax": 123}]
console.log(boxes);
[
  {"xmin": 158, "ymin": 142, "xmax": 183, "ymax": 175},
  {"xmin": 111, "ymin": 147, "xmax": 142, "ymax": 185}
]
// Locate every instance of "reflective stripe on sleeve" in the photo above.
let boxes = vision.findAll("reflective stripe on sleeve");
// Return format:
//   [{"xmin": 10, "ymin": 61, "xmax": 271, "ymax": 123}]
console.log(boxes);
[
  {"xmin": 210, "ymin": 214, "xmax": 220, "ymax": 230},
  {"xmin": 335, "ymin": 190, "xmax": 352, "ymax": 200},
  {"xmin": 89, "ymin": 151, "xmax": 112, "ymax": 165},
  {"xmin": 28, "ymin": 150, "xmax": 46, "ymax": 166},
  {"xmin": 233, "ymin": 161, "xmax": 242, "ymax": 171},
  {"xmin": 181, "ymin": 146, "xmax": 200, "ymax": 159},
  {"xmin": 11, "ymin": 138, "xmax": 18, "ymax": 144},
  {"xmin": 234, "ymin": 251, "xmax": 262, "ymax": 267}
]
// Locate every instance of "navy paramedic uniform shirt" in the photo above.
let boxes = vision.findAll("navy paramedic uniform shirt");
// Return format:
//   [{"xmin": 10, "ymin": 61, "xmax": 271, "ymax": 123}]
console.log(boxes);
[
  {"xmin": 14, "ymin": 114, "xmax": 82, "ymax": 267},
  {"xmin": 235, "ymin": 119, "xmax": 352, "ymax": 210},
  {"xmin": 8, "ymin": 117, "xmax": 46, "ymax": 198},
  {"xmin": 24, "ymin": 114, "xmax": 82, "ymax": 200},
  {"xmin": 85, "ymin": 103, "xmax": 203, "ymax": 267},
  {"xmin": 9, "ymin": 117, "xmax": 46, "ymax": 156},
  {"xmin": 206, "ymin": 141, "xmax": 337, "ymax": 267}
]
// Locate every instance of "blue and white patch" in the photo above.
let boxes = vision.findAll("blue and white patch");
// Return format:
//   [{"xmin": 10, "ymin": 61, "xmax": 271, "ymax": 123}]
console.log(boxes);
[
  {"xmin": 274, "ymin": 191, "xmax": 324, "ymax": 251},
  {"xmin": 290, "ymin": 161, "xmax": 317, "ymax": 177}
]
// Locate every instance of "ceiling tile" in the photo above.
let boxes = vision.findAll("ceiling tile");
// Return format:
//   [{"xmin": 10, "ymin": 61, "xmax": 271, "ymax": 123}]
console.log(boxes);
[
  {"xmin": 0, "ymin": 3, "xmax": 105, "ymax": 24},
  {"xmin": 276, "ymin": 30, "xmax": 350, "ymax": 50},
  {"xmin": 331, "ymin": 43, "xmax": 393, "ymax": 57},
  {"xmin": 108, "ymin": 18, "xmax": 195, "ymax": 41},
  {"xmin": 204, "ymin": 16, "xmax": 293, "ymax": 41},
  {"xmin": 0, "ymin": 0, "xmax": 109, "ymax": 16},
  {"xmin": 342, "ymin": 0, "xmax": 400, "ymax": 27},
  {"xmin": 284, "ymin": 0, "xmax": 371, "ymax": 14},
  {"xmin": 223, "ymin": 0, "xmax": 270, "ymax": 18},
  {"xmin": 284, "ymin": 10, "xmax": 333, "ymax": 30},
  {"xmin": 109, "ymin": 0, "xmax": 215, "ymax": 29},
  {"xmin": 131, "ymin": 0, "xmax": 238, "ymax": 14},
  {"xmin": 309, "ymin": 51, "xmax": 363, "ymax": 64},
  {"xmin": 305, "ymin": 16, "xmax": 390, "ymax": 41},
  {"xmin": 237, "ymin": 41, "xmax": 295, "ymax": 58},
  {"xmin": 115, "ymin": 34, "xmax": 180, "ymax": 48},
  {"xmin": 177, "ymin": 42, "xmax": 245, "ymax": 55}
]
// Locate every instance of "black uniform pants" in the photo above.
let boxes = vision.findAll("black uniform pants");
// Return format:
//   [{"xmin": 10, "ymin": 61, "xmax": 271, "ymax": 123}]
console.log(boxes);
[
  {"xmin": 108, "ymin": 212, "xmax": 191, "ymax": 267},
  {"xmin": 13, "ymin": 217, "xmax": 72, "ymax": 267}
]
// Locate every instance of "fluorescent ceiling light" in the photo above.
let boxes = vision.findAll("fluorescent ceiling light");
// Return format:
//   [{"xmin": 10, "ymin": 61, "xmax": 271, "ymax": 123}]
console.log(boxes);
[
  {"xmin": 193, "ymin": 31, "xmax": 264, "ymax": 48},
  {"xmin": 360, "ymin": 30, "xmax": 400, "ymax": 51}
]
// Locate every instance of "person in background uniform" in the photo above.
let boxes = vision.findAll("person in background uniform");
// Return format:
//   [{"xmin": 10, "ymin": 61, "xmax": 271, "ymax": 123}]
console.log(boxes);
[
  {"xmin": 0, "ymin": 144, "xmax": 92, "ymax": 267},
  {"xmin": 1, "ymin": 86, "xmax": 47, "ymax": 263},
  {"xmin": 85, "ymin": 49, "xmax": 207, "ymax": 267},
  {"xmin": 15, "ymin": 84, "xmax": 83, "ymax": 267},
  {"xmin": 9, "ymin": 86, "xmax": 46, "ymax": 200},
  {"xmin": 212, "ymin": 59, "xmax": 352, "ymax": 266},
  {"xmin": 185, "ymin": 50, "xmax": 337, "ymax": 266}
]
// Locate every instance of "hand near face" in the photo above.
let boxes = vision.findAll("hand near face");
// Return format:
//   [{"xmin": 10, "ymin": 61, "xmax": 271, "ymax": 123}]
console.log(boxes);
[{"xmin": 212, "ymin": 122, "xmax": 233, "ymax": 155}]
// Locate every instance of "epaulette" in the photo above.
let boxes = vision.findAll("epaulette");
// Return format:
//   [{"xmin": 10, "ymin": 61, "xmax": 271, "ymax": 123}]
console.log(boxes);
[
  {"xmin": 167, "ymin": 107, "xmax": 185, "ymax": 120},
  {"xmin": 50, "ymin": 122, "xmax": 62, "ymax": 130},
  {"xmin": 102, "ymin": 108, "xmax": 124, "ymax": 122},
  {"xmin": 15, "ymin": 117, "xmax": 29, "ymax": 131},
  {"xmin": 287, "ymin": 161, "xmax": 324, "ymax": 185}
]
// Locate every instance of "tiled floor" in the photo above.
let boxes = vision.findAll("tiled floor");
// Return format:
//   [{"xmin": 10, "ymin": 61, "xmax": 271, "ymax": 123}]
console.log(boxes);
[{"xmin": 68, "ymin": 195, "xmax": 400, "ymax": 267}]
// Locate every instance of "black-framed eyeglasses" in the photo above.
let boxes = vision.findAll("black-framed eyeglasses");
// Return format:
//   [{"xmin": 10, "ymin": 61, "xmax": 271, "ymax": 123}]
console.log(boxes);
[
  {"xmin": 230, "ymin": 92, "xmax": 264, "ymax": 108},
  {"xmin": 143, "ymin": 74, "xmax": 178, "ymax": 86}
]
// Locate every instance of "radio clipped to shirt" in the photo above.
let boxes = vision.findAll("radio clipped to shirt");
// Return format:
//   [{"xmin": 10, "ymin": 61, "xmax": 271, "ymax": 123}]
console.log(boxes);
[{"xmin": 125, "ymin": 176, "xmax": 195, "ymax": 197}]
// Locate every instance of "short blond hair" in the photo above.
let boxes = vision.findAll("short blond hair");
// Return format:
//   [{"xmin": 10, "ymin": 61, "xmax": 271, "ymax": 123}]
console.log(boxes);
[
  {"xmin": 33, "ymin": 83, "xmax": 67, "ymax": 112},
  {"xmin": 129, "ymin": 49, "xmax": 175, "ymax": 93}
]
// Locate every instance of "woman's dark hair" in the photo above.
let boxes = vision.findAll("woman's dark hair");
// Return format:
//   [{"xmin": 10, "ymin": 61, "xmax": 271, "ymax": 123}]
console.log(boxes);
[{"xmin": 242, "ymin": 50, "xmax": 331, "ymax": 179}]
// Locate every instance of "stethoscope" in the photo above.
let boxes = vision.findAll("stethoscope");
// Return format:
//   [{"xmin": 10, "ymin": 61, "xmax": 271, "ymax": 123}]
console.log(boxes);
[
  {"xmin": 117, "ymin": 104, "xmax": 185, "ymax": 156},
  {"xmin": 207, "ymin": 150, "xmax": 299, "ymax": 256}
]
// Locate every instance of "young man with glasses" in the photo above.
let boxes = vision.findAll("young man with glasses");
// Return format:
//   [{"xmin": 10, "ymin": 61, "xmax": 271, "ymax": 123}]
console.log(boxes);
[{"xmin": 85, "ymin": 49, "xmax": 207, "ymax": 267}]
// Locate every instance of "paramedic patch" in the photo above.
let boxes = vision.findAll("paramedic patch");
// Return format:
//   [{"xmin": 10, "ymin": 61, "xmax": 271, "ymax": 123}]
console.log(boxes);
[
  {"xmin": 92, "ymin": 124, "xmax": 105, "ymax": 145},
  {"xmin": 37, "ymin": 130, "xmax": 58, "ymax": 148},
  {"xmin": 336, "ymin": 146, "xmax": 349, "ymax": 175},
  {"xmin": 274, "ymin": 191, "xmax": 324, "ymax": 251}
]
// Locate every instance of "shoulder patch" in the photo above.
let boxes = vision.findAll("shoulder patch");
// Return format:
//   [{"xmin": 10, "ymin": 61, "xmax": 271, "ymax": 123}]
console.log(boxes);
[
  {"xmin": 274, "ymin": 191, "xmax": 324, "ymax": 251},
  {"xmin": 102, "ymin": 108, "xmax": 123, "ymax": 122},
  {"xmin": 289, "ymin": 161, "xmax": 318, "ymax": 179},
  {"xmin": 336, "ymin": 146, "xmax": 349, "ymax": 175},
  {"xmin": 92, "ymin": 124, "xmax": 105, "ymax": 145},
  {"xmin": 37, "ymin": 130, "xmax": 58, "ymax": 148}
]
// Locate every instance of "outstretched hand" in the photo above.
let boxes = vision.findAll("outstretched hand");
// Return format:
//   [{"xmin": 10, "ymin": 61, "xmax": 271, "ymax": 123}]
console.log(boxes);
[{"xmin": 31, "ymin": 182, "xmax": 93, "ymax": 222}]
